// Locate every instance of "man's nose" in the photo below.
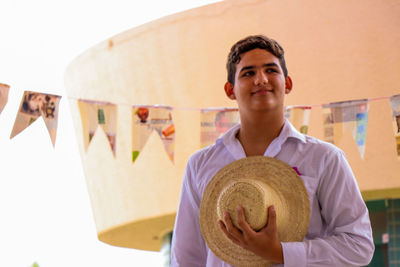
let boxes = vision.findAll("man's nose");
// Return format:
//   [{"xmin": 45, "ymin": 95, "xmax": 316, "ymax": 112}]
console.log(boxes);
[{"xmin": 254, "ymin": 71, "xmax": 268, "ymax": 85}]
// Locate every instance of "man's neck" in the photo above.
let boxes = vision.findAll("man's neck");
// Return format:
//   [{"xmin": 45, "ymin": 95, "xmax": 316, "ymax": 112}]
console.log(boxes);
[{"xmin": 236, "ymin": 110, "xmax": 285, "ymax": 157}]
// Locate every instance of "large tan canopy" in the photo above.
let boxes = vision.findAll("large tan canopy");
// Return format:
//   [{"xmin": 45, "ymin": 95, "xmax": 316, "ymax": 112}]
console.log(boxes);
[{"xmin": 64, "ymin": 0, "xmax": 400, "ymax": 251}]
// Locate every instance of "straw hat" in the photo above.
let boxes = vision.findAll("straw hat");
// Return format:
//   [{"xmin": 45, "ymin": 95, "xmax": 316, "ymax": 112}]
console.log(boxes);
[{"xmin": 199, "ymin": 156, "xmax": 310, "ymax": 267}]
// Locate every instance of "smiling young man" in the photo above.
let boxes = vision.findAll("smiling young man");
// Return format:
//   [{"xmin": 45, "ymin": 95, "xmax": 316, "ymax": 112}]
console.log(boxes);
[{"xmin": 171, "ymin": 35, "xmax": 374, "ymax": 266}]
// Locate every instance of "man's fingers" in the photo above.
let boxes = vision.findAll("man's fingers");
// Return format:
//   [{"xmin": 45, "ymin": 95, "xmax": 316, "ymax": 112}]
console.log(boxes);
[
  {"xmin": 223, "ymin": 211, "xmax": 243, "ymax": 240},
  {"xmin": 237, "ymin": 205, "xmax": 255, "ymax": 235},
  {"xmin": 218, "ymin": 220, "xmax": 241, "ymax": 245},
  {"xmin": 266, "ymin": 205, "xmax": 277, "ymax": 231}
]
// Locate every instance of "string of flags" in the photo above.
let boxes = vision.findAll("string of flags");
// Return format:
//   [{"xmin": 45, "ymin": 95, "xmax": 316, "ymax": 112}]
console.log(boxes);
[{"xmin": 1, "ymin": 83, "xmax": 399, "ymax": 161}]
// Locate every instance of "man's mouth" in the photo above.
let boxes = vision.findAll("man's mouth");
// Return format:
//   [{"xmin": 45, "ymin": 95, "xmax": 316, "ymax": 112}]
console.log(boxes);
[{"xmin": 251, "ymin": 89, "xmax": 273, "ymax": 95}]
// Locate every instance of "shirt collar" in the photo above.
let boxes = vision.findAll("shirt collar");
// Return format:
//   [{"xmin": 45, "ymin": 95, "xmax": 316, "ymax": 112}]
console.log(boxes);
[
  {"xmin": 220, "ymin": 119, "xmax": 306, "ymax": 160},
  {"xmin": 220, "ymin": 123, "xmax": 245, "ymax": 160}
]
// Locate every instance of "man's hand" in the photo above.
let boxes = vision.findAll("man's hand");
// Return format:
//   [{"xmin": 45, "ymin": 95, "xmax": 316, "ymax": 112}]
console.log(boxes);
[{"xmin": 218, "ymin": 205, "xmax": 284, "ymax": 264}]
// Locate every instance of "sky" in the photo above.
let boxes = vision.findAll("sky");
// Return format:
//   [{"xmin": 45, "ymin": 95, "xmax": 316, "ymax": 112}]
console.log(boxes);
[{"xmin": 0, "ymin": 1, "xmax": 220, "ymax": 266}]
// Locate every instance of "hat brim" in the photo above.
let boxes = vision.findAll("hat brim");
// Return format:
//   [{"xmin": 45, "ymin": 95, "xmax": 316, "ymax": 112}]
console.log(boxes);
[{"xmin": 199, "ymin": 156, "xmax": 310, "ymax": 267}]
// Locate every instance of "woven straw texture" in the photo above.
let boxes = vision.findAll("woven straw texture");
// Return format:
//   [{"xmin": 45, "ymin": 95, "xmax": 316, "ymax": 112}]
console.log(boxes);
[{"xmin": 199, "ymin": 156, "xmax": 310, "ymax": 267}]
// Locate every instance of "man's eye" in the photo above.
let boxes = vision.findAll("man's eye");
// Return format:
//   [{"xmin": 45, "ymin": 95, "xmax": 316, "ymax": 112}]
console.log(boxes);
[
  {"xmin": 266, "ymin": 68, "xmax": 277, "ymax": 73},
  {"xmin": 243, "ymin": 71, "xmax": 254, "ymax": 77}
]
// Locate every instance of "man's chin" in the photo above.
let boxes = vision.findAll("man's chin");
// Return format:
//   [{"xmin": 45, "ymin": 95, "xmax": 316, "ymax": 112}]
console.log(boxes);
[
  {"xmin": 250, "ymin": 102, "xmax": 280, "ymax": 111},
  {"xmin": 249, "ymin": 106, "xmax": 282, "ymax": 113}
]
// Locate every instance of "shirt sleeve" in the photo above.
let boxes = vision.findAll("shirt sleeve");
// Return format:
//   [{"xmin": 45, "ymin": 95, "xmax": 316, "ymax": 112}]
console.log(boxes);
[
  {"xmin": 282, "ymin": 149, "xmax": 375, "ymax": 267},
  {"xmin": 171, "ymin": 157, "xmax": 208, "ymax": 267}
]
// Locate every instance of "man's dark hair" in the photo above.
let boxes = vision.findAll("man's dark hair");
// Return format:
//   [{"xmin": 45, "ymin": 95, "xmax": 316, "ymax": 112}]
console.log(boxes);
[{"xmin": 226, "ymin": 35, "xmax": 288, "ymax": 84}]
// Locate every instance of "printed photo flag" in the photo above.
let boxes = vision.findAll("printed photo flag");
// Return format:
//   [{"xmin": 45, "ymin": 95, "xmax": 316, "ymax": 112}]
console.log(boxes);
[
  {"xmin": 322, "ymin": 99, "xmax": 369, "ymax": 158},
  {"xmin": 322, "ymin": 108, "xmax": 335, "ymax": 144},
  {"xmin": 200, "ymin": 108, "xmax": 239, "ymax": 148},
  {"xmin": 78, "ymin": 100, "xmax": 117, "ymax": 156},
  {"xmin": 0, "ymin": 83, "xmax": 10, "ymax": 114},
  {"xmin": 284, "ymin": 106, "xmax": 312, "ymax": 134},
  {"xmin": 132, "ymin": 105, "xmax": 175, "ymax": 163},
  {"xmin": 10, "ymin": 91, "xmax": 61, "ymax": 146},
  {"xmin": 389, "ymin": 94, "xmax": 400, "ymax": 158}
]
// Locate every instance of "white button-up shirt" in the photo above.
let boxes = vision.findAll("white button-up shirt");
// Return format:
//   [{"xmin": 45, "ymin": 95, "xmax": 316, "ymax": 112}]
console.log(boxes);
[{"xmin": 171, "ymin": 120, "xmax": 374, "ymax": 267}]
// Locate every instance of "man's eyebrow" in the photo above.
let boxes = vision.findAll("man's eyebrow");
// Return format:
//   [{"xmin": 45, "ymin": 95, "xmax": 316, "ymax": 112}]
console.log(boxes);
[{"xmin": 239, "ymin": 63, "xmax": 280, "ymax": 73}]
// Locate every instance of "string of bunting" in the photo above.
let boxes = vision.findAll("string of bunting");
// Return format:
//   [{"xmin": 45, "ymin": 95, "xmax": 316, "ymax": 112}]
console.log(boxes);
[{"xmin": 1, "ymin": 83, "xmax": 399, "ymax": 161}]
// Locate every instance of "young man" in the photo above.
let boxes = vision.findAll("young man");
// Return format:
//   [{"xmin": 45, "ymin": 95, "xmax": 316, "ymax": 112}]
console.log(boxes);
[{"xmin": 171, "ymin": 35, "xmax": 374, "ymax": 266}]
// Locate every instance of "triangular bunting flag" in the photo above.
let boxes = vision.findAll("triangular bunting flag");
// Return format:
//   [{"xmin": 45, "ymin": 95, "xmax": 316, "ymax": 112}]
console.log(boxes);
[
  {"xmin": 284, "ymin": 106, "xmax": 311, "ymax": 134},
  {"xmin": 78, "ymin": 100, "xmax": 117, "ymax": 156},
  {"xmin": 322, "ymin": 99, "xmax": 369, "ymax": 158},
  {"xmin": 132, "ymin": 105, "xmax": 175, "ymax": 163},
  {"xmin": 389, "ymin": 94, "xmax": 400, "ymax": 158},
  {"xmin": 10, "ymin": 91, "xmax": 61, "ymax": 147},
  {"xmin": 322, "ymin": 108, "xmax": 335, "ymax": 144},
  {"xmin": 0, "ymin": 83, "xmax": 10, "ymax": 114},
  {"xmin": 200, "ymin": 108, "xmax": 239, "ymax": 148}
]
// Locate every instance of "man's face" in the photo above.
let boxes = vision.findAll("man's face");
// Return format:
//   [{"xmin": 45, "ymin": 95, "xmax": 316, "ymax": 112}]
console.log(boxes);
[{"xmin": 225, "ymin": 48, "xmax": 292, "ymax": 114}]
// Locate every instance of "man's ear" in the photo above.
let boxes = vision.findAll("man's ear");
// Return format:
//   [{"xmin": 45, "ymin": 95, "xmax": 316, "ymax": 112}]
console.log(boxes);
[
  {"xmin": 224, "ymin": 82, "xmax": 236, "ymax": 100},
  {"xmin": 285, "ymin": 76, "xmax": 293, "ymax": 94}
]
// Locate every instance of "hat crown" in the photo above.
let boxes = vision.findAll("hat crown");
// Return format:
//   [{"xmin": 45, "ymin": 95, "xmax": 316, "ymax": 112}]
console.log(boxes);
[{"xmin": 217, "ymin": 179, "xmax": 273, "ymax": 231}]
